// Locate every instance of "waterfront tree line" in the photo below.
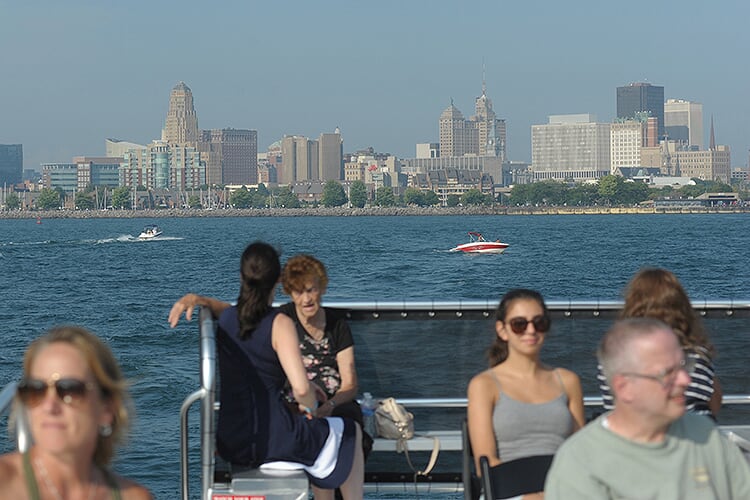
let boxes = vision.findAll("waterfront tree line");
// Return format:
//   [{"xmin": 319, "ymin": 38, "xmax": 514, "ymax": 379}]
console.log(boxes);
[{"xmin": 3, "ymin": 176, "xmax": 745, "ymax": 211}]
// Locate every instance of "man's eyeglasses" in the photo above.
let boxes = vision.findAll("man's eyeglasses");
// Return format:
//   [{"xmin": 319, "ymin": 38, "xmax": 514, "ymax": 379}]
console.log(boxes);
[
  {"xmin": 620, "ymin": 357, "xmax": 696, "ymax": 388},
  {"xmin": 17, "ymin": 377, "xmax": 95, "ymax": 408},
  {"xmin": 506, "ymin": 315, "xmax": 551, "ymax": 335}
]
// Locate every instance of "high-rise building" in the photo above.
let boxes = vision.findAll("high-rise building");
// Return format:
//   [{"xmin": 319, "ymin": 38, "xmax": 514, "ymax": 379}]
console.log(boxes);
[
  {"xmin": 0, "ymin": 144, "xmax": 23, "ymax": 185},
  {"xmin": 280, "ymin": 135, "xmax": 319, "ymax": 184},
  {"xmin": 199, "ymin": 129, "xmax": 258, "ymax": 185},
  {"xmin": 664, "ymin": 99, "xmax": 703, "ymax": 149},
  {"xmin": 531, "ymin": 114, "xmax": 611, "ymax": 181},
  {"xmin": 438, "ymin": 102, "xmax": 478, "ymax": 157},
  {"xmin": 163, "ymin": 81, "xmax": 199, "ymax": 144},
  {"xmin": 616, "ymin": 82, "xmax": 665, "ymax": 139},
  {"xmin": 610, "ymin": 121, "xmax": 645, "ymax": 174},
  {"xmin": 472, "ymin": 82, "xmax": 506, "ymax": 160},
  {"xmin": 318, "ymin": 129, "xmax": 343, "ymax": 181}
]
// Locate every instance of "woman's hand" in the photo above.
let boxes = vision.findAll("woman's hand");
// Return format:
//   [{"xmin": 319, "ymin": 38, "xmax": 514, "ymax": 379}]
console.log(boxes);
[
  {"xmin": 168, "ymin": 293, "xmax": 202, "ymax": 327},
  {"xmin": 168, "ymin": 294, "xmax": 231, "ymax": 328}
]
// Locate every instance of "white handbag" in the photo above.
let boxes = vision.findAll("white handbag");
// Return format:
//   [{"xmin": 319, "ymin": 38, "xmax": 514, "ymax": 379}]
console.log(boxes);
[{"xmin": 374, "ymin": 397, "xmax": 440, "ymax": 476}]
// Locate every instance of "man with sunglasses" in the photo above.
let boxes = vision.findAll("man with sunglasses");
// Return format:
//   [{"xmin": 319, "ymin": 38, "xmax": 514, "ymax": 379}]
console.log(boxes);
[{"xmin": 545, "ymin": 318, "xmax": 750, "ymax": 499}]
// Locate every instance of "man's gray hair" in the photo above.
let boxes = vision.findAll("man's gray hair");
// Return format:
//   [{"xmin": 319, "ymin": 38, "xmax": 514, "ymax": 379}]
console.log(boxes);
[{"xmin": 598, "ymin": 317, "xmax": 673, "ymax": 384}]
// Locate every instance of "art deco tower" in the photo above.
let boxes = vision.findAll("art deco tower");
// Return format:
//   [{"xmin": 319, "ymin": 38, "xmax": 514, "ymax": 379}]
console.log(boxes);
[
  {"xmin": 473, "ymin": 77, "xmax": 506, "ymax": 160},
  {"xmin": 163, "ymin": 81, "xmax": 199, "ymax": 144}
]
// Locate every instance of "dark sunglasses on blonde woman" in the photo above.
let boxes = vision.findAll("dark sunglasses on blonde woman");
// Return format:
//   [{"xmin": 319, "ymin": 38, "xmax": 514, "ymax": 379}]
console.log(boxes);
[
  {"xmin": 17, "ymin": 377, "xmax": 94, "ymax": 407},
  {"xmin": 506, "ymin": 315, "xmax": 551, "ymax": 335}
]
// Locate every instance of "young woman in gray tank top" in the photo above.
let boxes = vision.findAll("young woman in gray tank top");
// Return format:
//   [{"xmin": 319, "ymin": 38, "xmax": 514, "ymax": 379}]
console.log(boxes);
[{"xmin": 467, "ymin": 289, "xmax": 585, "ymax": 498}]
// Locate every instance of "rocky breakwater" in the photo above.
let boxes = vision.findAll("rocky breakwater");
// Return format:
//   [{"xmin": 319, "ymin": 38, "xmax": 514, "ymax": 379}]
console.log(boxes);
[{"xmin": 0, "ymin": 205, "xmax": 512, "ymax": 219}]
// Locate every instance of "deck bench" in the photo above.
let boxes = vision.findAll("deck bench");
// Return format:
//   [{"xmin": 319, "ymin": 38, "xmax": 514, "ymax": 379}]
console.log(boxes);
[{"xmin": 371, "ymin": 429, "xmax": 463, "ymax": 452}]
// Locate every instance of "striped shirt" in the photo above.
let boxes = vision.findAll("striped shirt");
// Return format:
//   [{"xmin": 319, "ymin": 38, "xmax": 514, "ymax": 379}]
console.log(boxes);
[{"xmin": 597, "ymin": 346, "xmax": 715, "ymax": 416}]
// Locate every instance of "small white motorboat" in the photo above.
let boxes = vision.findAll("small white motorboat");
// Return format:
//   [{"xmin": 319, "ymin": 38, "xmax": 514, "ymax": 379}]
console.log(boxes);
[
  {"xmin": 138, "ymin": 225, "xmax": 163, "ymax": 240},
  {"xmin": 449, "ymin": 232, "xmax": 509, "ymax": 254}
]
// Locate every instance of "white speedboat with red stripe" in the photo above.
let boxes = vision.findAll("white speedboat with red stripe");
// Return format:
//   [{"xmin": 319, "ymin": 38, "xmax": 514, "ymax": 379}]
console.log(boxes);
[{"xmin": 449, "ymin": 232, "xmax": 509, "ymax": 254}]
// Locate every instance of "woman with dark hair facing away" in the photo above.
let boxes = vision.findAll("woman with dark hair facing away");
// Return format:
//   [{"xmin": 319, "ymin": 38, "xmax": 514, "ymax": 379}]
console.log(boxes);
[
  {"xmin": 0, "ymin": 325, "xmax": 152, "ymax": 499},
  {"xmin": 467, "ymin": 289, "xmax": 585, "ymax": 499},
  {"xmin": 597, "ymin": 267, "xmax": 722, "ymax": 418},
  {"xmin": 170, "ymin": 242, "xmax": 364, "ymax": 500}
]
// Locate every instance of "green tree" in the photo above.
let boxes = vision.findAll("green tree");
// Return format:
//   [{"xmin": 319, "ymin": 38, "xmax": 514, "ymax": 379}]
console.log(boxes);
[
  {"xmin": 508, "ymin": 184, "xmax": 531, "ymax": 206},
  {"xmin": 616, "ymin": 180, "xmax": 650, "ymax": 205},
  {"xmin": 5, "ymin": 192, "xmax": 20, "ymax": 210},
  {"xmin": 565, "ymin": 183, "xmax": 599, "ymax": 206},
  {"xmin": 111, "ymin": 186, "xmax": 132, "ymax": 209},
  {"xmin": 446, "ymin": 194, "xmax": 460, "ymax": 207},
  {"xmin": 423, "ymin": 190, "xmax": 440, "ymax": 206},
  {"xmin": 403, "ymin": 187, "xmax": 425, "ymax": 206},
  {"xmin": 187, "ymin": 194, "xmax": 202, "ymax": 209},
  {"xmin": 598, "ymin": 175, "xmax": 621, "ymax": 205},
  {"xmin": 75, "ymin": 192, "xmax": 94, "ymax": 210},
  {"xmin": 321, "ymin": 180, "xmax": 347, "ymax": 207},
  {"xmin": 230, "ymin": 187, "xmax": 253, "ymax": 208},
  {"xmin": 460, "ymin": 189, "xmax": 486, "ymax": 206},
  {"xmin": 375, "ymin": 186, "xmax": 395, "ymax": 206},
  {"xmin": 274, "ymin": 186, "xmax": 301, "ymax": 208},
  {"xmin": 349, "ymin": 181, "xmax": 368, "ymax": 208},
  {"xmin": 37, "ymin": 188, "xmax": 61, "ymax": 210}
]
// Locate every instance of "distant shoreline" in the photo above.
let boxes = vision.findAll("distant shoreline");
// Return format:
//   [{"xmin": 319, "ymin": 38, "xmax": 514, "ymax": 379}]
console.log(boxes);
[{"xmin": 2, "ymin": 205, "xmax": 749, "ymax": 219}]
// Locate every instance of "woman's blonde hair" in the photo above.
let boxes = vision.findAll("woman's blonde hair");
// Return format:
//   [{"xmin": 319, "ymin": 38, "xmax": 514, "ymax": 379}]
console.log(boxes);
[{"xmin": 22, "ymin": 325, "xmax": 131, "ymax": 466}]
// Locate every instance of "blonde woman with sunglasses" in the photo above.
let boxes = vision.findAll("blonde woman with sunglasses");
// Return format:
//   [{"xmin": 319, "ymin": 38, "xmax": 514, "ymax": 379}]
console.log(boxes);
[
  {"xmin": 467, "ymin": 289, "xmax": 585, "ymax": 499},
  {"xmin": 0, "ymin": 326, "xmax": 152, "ymax": 499}
]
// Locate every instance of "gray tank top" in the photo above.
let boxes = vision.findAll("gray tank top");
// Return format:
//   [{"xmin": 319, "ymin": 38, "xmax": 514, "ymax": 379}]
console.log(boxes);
[{"xmin": 491, "ymin": 369, "xmax": 575, "ymax": 463}]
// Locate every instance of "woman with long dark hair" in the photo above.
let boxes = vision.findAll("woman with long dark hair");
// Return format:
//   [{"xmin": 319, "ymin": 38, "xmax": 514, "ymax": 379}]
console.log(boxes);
[
  {"xmin": 467, "ymin": 289, "xmax": 584, "ymax": 499},
  {"xmin": 173, "ymin": 242, "xmax": 364, "ymax": 499}
]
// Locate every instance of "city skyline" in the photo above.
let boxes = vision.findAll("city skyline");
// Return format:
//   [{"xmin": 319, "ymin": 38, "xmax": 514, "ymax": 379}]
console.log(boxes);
[{"xmin": 2, "ymin": 1, "xmax": 749, "ymax": 171}]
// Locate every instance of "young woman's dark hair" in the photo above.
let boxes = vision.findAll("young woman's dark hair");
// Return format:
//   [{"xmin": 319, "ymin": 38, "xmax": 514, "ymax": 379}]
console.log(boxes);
[
  {"xmin": 488, "ymin": 288, "xmax": 549, "ymax": 366},
  {"xmin": 236, "ymin": 242, "xmax": 281, "ymax": 339}
]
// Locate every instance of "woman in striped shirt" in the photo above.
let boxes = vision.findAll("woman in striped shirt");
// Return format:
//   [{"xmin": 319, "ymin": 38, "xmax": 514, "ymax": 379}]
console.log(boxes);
[{"xmin": 597, "ymin": 268, "xmax": 722, "ymax": 418}]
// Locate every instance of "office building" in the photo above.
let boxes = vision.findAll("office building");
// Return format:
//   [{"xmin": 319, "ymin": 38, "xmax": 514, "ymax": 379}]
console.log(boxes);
[
  {"xmin": 199, "ymin": 129, "xmax": 257, "ymax": 185},
  {"xmin": 664, "ymin": 99, "xmax": 703, "ymax": 149},
  {"xmin": 610, "ymin": 121, "xmax": 645, "ymax": 174},
  {"xmin": 531, "ymin": 114, "xmax": 611, "ymax": 181},
  {"xmin": 439, "ymin": 102, "xmax": 478, "ymax": 157},
  {"xmin": 616, "ymin": 82, "xmax": 664, "ymax": 139},
  {"xmin": 73, "ymin": 157, "xmax": 122, "ymax": 191},
  {"xmin": 318, "ymin": 129, "xmax": 343, "ymax": 181},
  {"xmin": 280, "ymin": 135, "xmax": 319, "ymax": 184},
  {"xmin": 473, "ymin": 82, "xmax": 506, "ymax": 159},
  {"xmin": 163, "ymin": 81, "xmax": 199, "ymax": 144},
  {"xmin": 0, "ymin": 144, "xmax": 23, "ymax": 185}
]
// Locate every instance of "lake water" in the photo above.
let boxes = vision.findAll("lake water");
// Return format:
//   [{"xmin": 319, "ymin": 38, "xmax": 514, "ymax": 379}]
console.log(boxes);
[{"xmin": 1, "ymin": 213, "xmax": 749, "ymax": 498}]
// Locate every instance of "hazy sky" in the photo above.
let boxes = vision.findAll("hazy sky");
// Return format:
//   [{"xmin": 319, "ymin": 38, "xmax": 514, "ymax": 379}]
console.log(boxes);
[{"xmin": 2, "ymin": 0, "xmax": 749, "ymax": 171}]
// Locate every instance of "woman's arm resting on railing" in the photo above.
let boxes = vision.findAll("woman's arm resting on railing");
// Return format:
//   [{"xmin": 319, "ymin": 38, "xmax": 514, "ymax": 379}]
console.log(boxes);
[{"xmin": 169, "ymin": 293, "xmax": 231, "ymax": 327}]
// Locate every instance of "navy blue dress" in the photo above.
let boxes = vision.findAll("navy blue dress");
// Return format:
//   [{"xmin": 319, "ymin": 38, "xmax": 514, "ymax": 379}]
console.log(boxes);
[{"xmin": 215, "ymin": 306, "xmax": 357, "ymax": 488}]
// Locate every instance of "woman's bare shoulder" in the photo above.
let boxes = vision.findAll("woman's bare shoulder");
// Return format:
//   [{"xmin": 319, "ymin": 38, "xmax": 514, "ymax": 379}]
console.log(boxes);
[
  {"xmin": 468, "ymin": 368, "xmax": 498, "ymax": 391},
  {"xmin": 0, "ymin": 453, "xmax": 24, "ymax": 495}
]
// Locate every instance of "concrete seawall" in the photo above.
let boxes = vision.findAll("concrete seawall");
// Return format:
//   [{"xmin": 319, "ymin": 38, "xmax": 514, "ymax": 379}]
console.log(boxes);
[{"xmin": 2, "ymin": 205, "xmax": 749, "ymax": 219}]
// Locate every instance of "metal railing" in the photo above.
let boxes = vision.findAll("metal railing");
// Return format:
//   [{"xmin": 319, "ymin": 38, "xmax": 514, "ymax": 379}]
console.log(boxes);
[
  {"xmin": 179, "ymin": 306, "xmax": 217, "ymax": 500},
  {"xmin": 176, "ymin": 299, "xmax": 750, "ymax": 499}
]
